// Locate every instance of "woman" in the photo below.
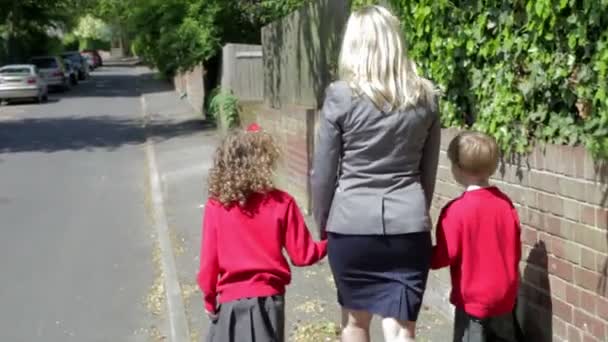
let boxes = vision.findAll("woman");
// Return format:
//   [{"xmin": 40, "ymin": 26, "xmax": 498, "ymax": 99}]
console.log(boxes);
[{"xmin": 311, "ymin": 5, "xmax": 440, "ymax": 342}]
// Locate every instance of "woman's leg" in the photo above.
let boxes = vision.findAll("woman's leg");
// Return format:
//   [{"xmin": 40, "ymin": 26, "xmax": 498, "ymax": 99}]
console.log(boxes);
[
  {"xmin": 341, "ymin": 308, "xmax": 373, "ymax": 342},
  {"xmin": 381, "ymin": 317, "xmax": 416, "ymax": 342}
]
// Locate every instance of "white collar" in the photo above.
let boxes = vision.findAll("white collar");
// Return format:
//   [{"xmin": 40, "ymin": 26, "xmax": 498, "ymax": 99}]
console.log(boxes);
[{"xmin": 466, "ymin": 185, "xmax": 487, "ymax": 192}]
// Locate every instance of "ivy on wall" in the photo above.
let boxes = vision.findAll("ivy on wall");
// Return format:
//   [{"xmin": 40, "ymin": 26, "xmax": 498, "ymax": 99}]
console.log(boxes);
[{"xmin": 352, "ymin": 0, "xmax": 608, "ymax": 159}]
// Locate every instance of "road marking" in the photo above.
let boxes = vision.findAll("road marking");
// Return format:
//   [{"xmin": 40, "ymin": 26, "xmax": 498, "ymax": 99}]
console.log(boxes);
[{"xmin": 142, "ymin": 95, "xmax": 191, "ymax": 342}]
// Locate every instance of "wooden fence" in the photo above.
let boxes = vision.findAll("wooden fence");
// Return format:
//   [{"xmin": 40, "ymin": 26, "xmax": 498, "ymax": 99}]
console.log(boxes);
[
  {"xmin": 261, "ymin": 0, "xmax": 351, "ymax": 109},
  {"xmin": 221, "ymin": 44, "xmax": 264, "ymax": 102}
]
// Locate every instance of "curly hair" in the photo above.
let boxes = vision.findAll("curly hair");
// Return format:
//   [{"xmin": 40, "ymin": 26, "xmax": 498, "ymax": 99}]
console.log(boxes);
[{"xmin": 208, "ymin": 130, "xmax": 280, "ymax": 206}]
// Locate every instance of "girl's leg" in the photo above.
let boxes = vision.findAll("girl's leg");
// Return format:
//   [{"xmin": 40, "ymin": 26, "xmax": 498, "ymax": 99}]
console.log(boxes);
[
  {"xmin": 341, "ymin": 308, "xmax": 373, "ymax": 342},
  {"xmin": 381, "ymin": 317, "xmax": 416, "ymax": 342}
]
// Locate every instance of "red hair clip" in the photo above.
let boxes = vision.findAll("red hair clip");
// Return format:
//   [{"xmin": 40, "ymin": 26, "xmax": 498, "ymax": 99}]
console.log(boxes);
[{"xmin": 246, "ymin": 123, "xmax": 261, "ymax": 132}]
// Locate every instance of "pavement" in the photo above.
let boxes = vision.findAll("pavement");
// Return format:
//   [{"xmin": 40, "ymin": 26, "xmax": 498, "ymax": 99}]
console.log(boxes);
[{"xmin": 140, "ymin": 72, "xmax": 454, "ymax": 341}]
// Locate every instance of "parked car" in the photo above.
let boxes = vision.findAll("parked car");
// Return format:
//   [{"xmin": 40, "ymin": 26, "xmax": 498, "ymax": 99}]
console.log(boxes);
[
  {"xmin": 0, "ymin": 64, "xmax": 48, "ymax": 103},
  {"xmin": 30, "ymin": 56, "xmax": 71, "ymax": 91},
  {"xmin": 61, "ymin": 51, "xmax": 89, "ymax": 80},
  {"xmin": 63, "ymin": 59, "xmax": 78, "ymax": 86},
  {"xmin": 81, "ymin": 50, "xmax": 103, "ymax": 68},
  {"xmin": 82, "ymin": 53, "xmax": 95, "ymax": 70}
]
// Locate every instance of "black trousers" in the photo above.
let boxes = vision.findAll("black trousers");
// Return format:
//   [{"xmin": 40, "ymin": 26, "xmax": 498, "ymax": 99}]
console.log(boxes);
[{"xmin": 453, "ymin": 308, "xmax": 524, "ymax": 342}]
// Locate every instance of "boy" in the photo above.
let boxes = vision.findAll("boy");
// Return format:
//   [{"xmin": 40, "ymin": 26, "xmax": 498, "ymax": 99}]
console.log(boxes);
[{"xmin": 431, "ymin": 131, "xmax": 522, "ymax": 342}]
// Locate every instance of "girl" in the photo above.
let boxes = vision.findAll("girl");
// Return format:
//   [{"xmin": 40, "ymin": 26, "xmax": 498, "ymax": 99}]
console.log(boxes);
[
  {"xmin": 311, "ymin": 5, "xmax": 440, "ymax": 342},
  {"xmin": 197, "ymin": 123, "xmax": 327, "ymax": 342}
]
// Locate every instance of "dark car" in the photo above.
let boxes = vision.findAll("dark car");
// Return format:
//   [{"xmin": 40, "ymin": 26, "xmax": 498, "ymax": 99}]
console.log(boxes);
[
  {"xmin": 63, "ymin": 59, "xmax": 79, "ymax": 85},
  {"xmin": 81, "ymin": 50, "xmax": 103, "ymax": 68},
  {"xmin": 61, "ymin": 51, "xmax": 89, "ymax": 80}
]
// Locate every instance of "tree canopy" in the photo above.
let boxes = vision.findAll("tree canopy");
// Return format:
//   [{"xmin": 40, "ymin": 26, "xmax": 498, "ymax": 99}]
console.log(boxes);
[
  {"xmin": 1, "ymin": 0, "xmax": 307, "ymax": 71},
  {"xmin": 0, "ymin": 0, "xmax": 94, "ymax": 62},
  {"xmin": 88, "ymin": 0, "xmax": 309, "ymax": 76}
]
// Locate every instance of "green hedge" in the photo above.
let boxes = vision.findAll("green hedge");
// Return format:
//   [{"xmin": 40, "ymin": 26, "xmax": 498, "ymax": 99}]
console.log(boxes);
[{"xmin": 355, "ymin": 0, "xmax": 608, "ymax": 158}]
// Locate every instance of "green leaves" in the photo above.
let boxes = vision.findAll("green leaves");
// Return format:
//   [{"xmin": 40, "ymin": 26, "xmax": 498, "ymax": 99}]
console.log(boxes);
[
  {"xmin": 390, "ymin": 0, "xmax": 608, "ymax": 159},
  {"xmin": 72, "ymin": 14, "xmax": 111, "ymax": 41},
  {"xmin": 0, "ymin": 0, "xmax": 88, "ymax": 63},
  {"xmin": 209, "ymin": 88, "xmax": 240, "ymax": 131},
  {"xmin": 89, "ymin": 0, "xmax": 309, "ymax": 78}
]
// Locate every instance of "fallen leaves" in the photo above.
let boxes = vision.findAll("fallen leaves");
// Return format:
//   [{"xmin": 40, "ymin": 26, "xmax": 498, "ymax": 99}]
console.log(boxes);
[
  {"xmin": 294, "ymin": 299, "xmax": 326, "ymax": 314},
  {"xmin": 291, "ymin": 322, "xmax": 340, "ymax": 342}
]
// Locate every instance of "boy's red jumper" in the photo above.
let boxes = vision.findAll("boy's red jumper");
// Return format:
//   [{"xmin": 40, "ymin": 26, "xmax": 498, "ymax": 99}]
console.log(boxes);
[
  {"xmin": 197, "ymin": 190, "xmax": 327, "ymax": 313},
  {"xmin": 431, "ymin": 186, "xmax": 521, "ymax": 319}
]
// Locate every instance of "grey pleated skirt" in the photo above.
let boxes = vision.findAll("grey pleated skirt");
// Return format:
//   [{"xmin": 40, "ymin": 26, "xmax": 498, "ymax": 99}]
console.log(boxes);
[{"xmin": 206, "ymin": 295, "xmax": 285, "ymax": 342}]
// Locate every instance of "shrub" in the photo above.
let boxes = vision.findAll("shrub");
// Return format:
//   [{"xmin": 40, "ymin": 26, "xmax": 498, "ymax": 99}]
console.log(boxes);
[{"xmin": 208, "ymin": 88, "xmax": 241, "ymax": 133}]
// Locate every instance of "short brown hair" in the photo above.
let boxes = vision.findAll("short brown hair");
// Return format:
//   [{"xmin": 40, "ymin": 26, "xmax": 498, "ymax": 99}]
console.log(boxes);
[
  {"xmin": 208, "ymin": 129, "xmax": 279, "ymax": 206},
  {"xmin": 447, "ymin": 131, "xmax": 499, "ymax": 178}
]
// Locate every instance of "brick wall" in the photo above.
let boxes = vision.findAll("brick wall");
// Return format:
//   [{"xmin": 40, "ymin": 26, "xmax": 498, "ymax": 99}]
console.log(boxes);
[
  {"xmin": 427, "ymin": 128, "xmax": 608, "ymax": 341},
  {"xmin": 173, "ymin": 64, "xmax": 206, "ymax": 117},
  {"xmin": 254, "ymin": 104, "xmax": 608, "ymax": 339},
  {"xmin": 174, "ymin": 72, "xmax": 187, "ymax": 94},
  {"xmin": 252, "ymin": 106, "xmax": 608, "ymax": 340},
  {"xmin": 255, "ymin": 105, "xmax": 316, "ymax": 214}
]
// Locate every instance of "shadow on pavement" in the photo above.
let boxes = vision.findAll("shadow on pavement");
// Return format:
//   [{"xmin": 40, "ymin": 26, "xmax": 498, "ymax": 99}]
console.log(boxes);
[
  {"xmin": 55, "ymin": 69, "xmax": 174, "ymax": 98},
  {"xmin": 1, "ymin": 98, "xmax": 61, "ymax": 106},
  {"xmin": 0, "ymin": 115, "xmax": 214, "ymax": 154}
]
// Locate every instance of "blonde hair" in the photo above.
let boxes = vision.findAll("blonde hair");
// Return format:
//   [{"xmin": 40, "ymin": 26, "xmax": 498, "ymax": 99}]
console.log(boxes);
[
  {"xmin": 447, "ymin": 131, "xmax": 499, "ymax": 178},
  {"xmin": 208, "ymin": 130, "xmax": 280, "ymax": 206},
  {"xmin": 338, "ymin": 5, "xmax": 436, "ymax": 111}
]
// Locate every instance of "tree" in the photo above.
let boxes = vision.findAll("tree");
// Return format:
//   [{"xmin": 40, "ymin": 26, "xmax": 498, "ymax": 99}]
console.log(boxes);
[
  {"xmin": 72, "ymin": 14, "xmax": 111, "ymax": 49},
  {"xmin": 87, "ymin": 0, "xmax": 309, "ymax": 77},
  {"xmin": 1, "ymin": 0, "xmax": 86, "ymax": 62},
  {"xmin": 73, "ymin": 15, "xmax": 111, "ymax": 42}
]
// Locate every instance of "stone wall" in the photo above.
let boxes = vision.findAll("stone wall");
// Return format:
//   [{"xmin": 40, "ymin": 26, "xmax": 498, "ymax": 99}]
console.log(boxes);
[
  {"xmin": 173, "ymin": 64, "xmax": 206, "ymax": 117},
  {"xmin": 427, "ymin": 128, "xmax": 608, "ymax": 342}
]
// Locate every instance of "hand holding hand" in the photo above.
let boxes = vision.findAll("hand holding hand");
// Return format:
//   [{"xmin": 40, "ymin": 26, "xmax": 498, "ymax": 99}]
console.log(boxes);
[{"xmin": 205, "ymin": 309, "xmax": 219, "ymax": 321}]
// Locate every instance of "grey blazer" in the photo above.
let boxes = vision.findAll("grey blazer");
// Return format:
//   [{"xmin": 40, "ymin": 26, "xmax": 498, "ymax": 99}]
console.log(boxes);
[{"xmin": 311, "ymin": 81, "xmax": 440, "ymax": 236}]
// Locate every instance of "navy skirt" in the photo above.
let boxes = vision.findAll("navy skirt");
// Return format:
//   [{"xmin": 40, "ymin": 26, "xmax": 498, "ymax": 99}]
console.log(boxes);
[{"xmin": 328, "ymin": 232, "xmax": 432, "ymax": 322}]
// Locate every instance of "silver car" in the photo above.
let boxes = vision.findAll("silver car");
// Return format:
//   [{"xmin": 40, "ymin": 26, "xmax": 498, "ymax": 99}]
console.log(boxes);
[
  {"xmin": 30, "ymin": 56, "xmax": 70, "ymax": 91},
  {"xmin": 0, "ymin": 65, "xmax": 48, "ymax": 103}
]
